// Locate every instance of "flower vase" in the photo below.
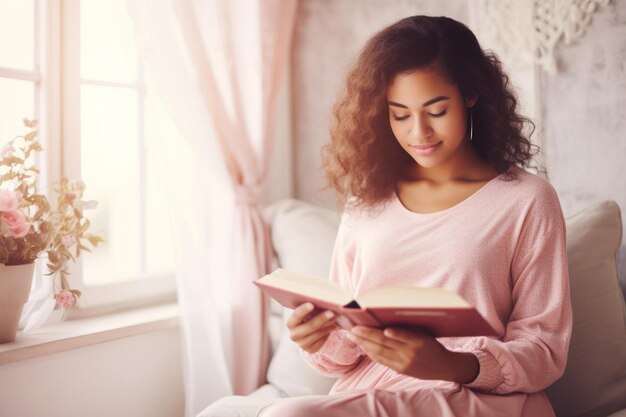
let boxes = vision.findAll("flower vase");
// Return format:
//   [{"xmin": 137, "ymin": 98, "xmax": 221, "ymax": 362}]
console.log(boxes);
[{"xmin": 0, "ymin": 263, "xmax": 35, "ymax": 343}]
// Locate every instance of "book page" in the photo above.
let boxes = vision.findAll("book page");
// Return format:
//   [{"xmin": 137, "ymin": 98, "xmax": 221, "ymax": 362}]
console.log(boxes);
[
  {"xmin": 356, "ymin": 286, "xmax": 470, "ymax": 308},
  {"xmin": 257, "ymin": 268, "xmax": 353, "ymax": 306}
]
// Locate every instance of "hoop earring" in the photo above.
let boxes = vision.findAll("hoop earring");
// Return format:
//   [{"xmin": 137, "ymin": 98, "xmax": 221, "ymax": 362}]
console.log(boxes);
[{"xmin": 469, "ymin": 109, "xmax": 474, "ymax": 142}]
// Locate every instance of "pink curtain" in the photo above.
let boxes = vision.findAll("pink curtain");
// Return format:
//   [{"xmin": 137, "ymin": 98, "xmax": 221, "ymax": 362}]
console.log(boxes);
[{"xmin": 127, "ymin": 0, "xmax": 298, "ymax": 412}]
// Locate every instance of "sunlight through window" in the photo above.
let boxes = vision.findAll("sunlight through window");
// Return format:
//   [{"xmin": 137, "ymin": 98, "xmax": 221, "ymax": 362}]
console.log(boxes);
[
  {"xmin": 80, "ymin": 0, "xmax": 175, "ymax": 285},
  {"xmin": 0, "ymin": 0, "xmax": 35, "ymax": 71}
]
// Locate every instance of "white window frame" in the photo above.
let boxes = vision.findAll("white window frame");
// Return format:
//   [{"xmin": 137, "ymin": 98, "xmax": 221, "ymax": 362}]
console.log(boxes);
[
  {"xmin": 1, "ymin": 0, "xmax": 59, "ymax": 306},
  {"xmin": 55, "ymin": 0, "xmax": 176, "ymax": 316}
]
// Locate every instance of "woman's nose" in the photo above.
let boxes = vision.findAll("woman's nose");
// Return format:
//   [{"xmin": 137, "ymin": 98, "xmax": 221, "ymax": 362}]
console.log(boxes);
[{"xmin": 410, "ymin": 115, "xmax": 433, "ymax": 140}]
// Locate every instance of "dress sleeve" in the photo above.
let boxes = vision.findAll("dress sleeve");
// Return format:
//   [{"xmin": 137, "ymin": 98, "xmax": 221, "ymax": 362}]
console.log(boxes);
[
  {"xmin": 460, "ymin": 184, "xmax": 573, "ymax": 394},
  {"xmin": 299, "ymin": 207, "xmax": 366, "ymax": 377}
]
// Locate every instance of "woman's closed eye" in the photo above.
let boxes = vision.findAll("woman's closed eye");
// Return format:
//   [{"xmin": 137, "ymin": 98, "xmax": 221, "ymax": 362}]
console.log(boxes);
[{"xmin": 391, "ymin": 109, "xmax": 447, "ymax": 121}]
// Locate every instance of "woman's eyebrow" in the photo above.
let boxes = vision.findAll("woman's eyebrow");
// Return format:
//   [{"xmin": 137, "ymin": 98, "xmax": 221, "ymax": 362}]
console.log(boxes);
[{"xmin": 388, "ymin": 96, "xmax": 450, "ymax": 109}]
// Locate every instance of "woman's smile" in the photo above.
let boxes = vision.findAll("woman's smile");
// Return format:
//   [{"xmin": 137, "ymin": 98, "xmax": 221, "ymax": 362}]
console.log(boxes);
[{"xmin": 410, "ymin": 141, "xmax": 443, "ymax": 156}]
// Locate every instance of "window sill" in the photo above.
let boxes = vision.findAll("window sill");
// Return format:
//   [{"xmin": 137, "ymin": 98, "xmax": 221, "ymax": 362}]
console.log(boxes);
[{"xmin": 0, "ymin": 303, "xmax": 180, "ymax": 366}]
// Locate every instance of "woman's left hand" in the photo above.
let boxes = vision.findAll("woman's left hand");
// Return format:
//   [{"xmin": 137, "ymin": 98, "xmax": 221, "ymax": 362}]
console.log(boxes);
[{"xmin": 346, "ymin": 326, "xmax": 479, "ymax": 383}]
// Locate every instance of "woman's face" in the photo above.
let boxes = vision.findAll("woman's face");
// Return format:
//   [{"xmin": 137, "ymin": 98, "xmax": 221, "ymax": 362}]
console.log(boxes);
[{"xmin": 386, "ymin": 69, "xmax": 475, "ymax": 170}]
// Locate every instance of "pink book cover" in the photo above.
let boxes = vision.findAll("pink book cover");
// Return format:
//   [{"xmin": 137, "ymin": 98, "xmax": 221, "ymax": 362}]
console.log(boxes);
[
  {"xmin": 364, "ymin": 307, "xmax": 498, "ymax": 337},
  {"xmin": 254, "ymin": 280, "xmax": 498, "ymax": 337}
]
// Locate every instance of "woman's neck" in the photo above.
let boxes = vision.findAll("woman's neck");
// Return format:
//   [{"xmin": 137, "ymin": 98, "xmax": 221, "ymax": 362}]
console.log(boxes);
[{"xmin": 405, "ymin": 143, "xmax": 497, "ymax": 184}]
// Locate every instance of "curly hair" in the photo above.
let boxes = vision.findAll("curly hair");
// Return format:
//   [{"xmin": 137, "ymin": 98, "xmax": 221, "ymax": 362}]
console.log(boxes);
[{"xmin": 320, "ymin": 15, "xmax": 544, "ymax": 210}]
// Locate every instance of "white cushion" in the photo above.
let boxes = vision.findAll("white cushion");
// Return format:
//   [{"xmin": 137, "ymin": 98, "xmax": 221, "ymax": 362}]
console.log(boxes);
[
  {"xmin": 196, "ymin": 385, "xmax": 285, "ymax": 417},
  {"xmin": 197, "ymin": 394, "xmax": 278, "ymax": 417},
  {"xmin": 263, "ymin": 199, "xmax": 340, "ymax": 397},
  {"xmin": 264, "ymin": 198, "xmax": 341, "ymax": 277},
  {"xmin": 545, "ymin": 201, "xmax": 626, "ymax": 417}
]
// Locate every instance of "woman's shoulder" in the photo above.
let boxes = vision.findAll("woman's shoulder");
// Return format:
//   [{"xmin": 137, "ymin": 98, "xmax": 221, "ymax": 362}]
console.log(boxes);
[
  {"xmin": 499, "ymin": 165, "xmax": 558, "ymax": 198},
  {"xmin": 497, "ymin": 165, "xmax": 564, "ymax": 218}
]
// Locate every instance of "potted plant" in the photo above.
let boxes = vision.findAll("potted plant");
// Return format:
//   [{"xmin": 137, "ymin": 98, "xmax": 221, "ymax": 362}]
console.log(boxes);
[{"xmin": 0, "ymin": 119, "xmax": 103, "ymax": 343}]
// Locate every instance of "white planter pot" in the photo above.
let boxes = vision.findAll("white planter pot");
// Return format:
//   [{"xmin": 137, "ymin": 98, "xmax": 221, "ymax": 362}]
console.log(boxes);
[{"xmin": 0, "ymin": 263, "xmax": 35, "ymax": 343}]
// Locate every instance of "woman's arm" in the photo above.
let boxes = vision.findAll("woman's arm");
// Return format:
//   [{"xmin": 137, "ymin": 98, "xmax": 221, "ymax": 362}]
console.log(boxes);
[
  {"xmin": 456, "ymin": 185, "xmax": 572, "ymax": 393},
  {"xmin": 298, "ymin": 209, "xmax": 366, "ymax": 377}
]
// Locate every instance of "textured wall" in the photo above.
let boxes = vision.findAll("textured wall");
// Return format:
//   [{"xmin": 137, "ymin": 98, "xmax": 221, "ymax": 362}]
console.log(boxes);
[
  {"xmin": 541, "ymin": 1, "xmax": 626, "ymax": 290},
  {"xmin": 291, "ymin": 1, "xmax": 626, "ymax": 288}
]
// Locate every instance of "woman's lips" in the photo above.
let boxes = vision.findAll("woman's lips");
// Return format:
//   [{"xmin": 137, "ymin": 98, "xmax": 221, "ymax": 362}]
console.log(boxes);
[{"xmin": 410, "ymin": 141, "xmax": 442, "ymax": 156}]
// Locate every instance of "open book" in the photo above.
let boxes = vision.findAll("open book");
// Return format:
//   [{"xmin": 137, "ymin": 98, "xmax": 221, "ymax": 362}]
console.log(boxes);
[{"xmin": 254, "ymin": 268, "xmax": 498, "ymax": 337}]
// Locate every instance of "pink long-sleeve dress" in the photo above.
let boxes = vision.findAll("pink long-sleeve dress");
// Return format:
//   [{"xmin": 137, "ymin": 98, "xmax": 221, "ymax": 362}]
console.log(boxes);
[{"xmin": 261, "ymin": 165, "xmax": 572, "ymax": 417}]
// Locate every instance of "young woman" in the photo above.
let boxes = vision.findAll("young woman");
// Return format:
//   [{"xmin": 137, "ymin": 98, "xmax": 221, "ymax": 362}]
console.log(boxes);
[{"xmin": 262, "ymin": 15, "xmax": 572, "ymax": 417}]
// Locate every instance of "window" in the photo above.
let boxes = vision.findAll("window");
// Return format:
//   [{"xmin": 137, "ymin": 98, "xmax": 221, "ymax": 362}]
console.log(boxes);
[
  {"xmin": 1, "ymin": 0, "xmax": 178, "ymax": 314},
  {"xmin": 0, "ymin": 0, "xmax": 37, "ymax": 149}
]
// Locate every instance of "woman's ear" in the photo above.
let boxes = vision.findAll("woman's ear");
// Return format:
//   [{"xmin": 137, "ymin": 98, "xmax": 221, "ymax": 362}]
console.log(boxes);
[{"xmin": 465, "ymin": 94, "xmax": 479, "ymax": 108}]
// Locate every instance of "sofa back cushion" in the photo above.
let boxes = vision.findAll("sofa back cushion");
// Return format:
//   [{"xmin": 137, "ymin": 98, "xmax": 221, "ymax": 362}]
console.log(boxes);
[{"xmin": 546, "ymin": 201, "xmax": 626, "ymax": 417}]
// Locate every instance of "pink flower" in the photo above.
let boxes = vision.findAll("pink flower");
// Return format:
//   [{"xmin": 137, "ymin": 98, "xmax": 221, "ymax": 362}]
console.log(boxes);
[
  {"xmin": 0, "ymin": 190, "xmax": 19, "ymax": 211},
  {"xmin": 7, "ymin": 221, "xmax": 30, "ymax": 238},
  {"xmin": 23, "ymin": 118, "xmax": 38, "ymax": 128},
  {"xmin": 55, "ymin": 290, "xmax": 76, "ymax": 309},
  {"xmin": 1, "ymin": 210, "xmax": 25, "ymax": 227},
  {"xmin": 61, "ymin": 235, "xmax": 75, "ymax": 247},
  {"xmin": 1, "ymin": 144, "xmax": 15, "ymax": 158},
  {"xmin": 65, "ymin": 193, "xmax": 77, "ymax": 203},
  {"xmin": 1, "ymin": 210, "xmax": 30, "ymax": 238}
]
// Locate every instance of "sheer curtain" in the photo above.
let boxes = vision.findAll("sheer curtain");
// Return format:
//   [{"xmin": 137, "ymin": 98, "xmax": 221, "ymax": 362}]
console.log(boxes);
[{"xmin": 126, "ymin": 0, "xmax": 297, "ymax": 415}]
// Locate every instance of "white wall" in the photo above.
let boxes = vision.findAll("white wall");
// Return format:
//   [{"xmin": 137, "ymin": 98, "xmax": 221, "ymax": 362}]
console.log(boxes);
[
  {"xmin": 541, "ymin": 1, "xmax": 626, "ymax": 293},
  {"xmin": 0, "ymin": 328, "xmax": 184, "ymax": 417}
]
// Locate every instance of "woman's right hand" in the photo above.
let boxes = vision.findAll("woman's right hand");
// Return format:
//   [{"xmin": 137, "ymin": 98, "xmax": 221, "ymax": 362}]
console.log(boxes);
[{"xmin": 287, "ymin": 302, "xmax": 339, "ymax": 354}]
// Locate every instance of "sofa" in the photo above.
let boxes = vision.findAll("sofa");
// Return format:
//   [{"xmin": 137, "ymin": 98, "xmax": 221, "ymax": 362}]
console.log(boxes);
[{"xmin": 199, "ymin": 198, "xmax": 626, "ymax": 417}]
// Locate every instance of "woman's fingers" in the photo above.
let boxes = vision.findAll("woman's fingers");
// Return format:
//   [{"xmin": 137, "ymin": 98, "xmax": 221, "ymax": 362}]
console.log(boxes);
[
  {"xmin": 286, "ymin": 303, "xmax": 341, "ymax": 354},
  {"xmin": 383, "ymin": 327, "xmax": 429, "ymax": 346},
  {"xmin": 347, "ymin": 331, "xmax": 397, "ymax": 362},
  {"xmin": 290, "ymin": 310, "xmax": 337, "ymax": 341},
  {"xmin": 287, "ymin": 303, "xmax": 337, "ymax": 353},
  {"xmin": 298, "ymin": 322, "xmax": 338, "ymax": 350},
  {"xmin": 286, "ymin": 302, "xmax": 316, "ymax": 329},
  {"xmin": 350, "ymin": 326, "xmax": 406, "ymax": 350}
]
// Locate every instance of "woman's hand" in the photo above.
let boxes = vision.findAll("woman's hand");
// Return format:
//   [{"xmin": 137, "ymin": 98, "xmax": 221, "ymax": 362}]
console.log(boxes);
[
  {"xmin": 287, "ymin": 302, "xmax": 339, "ymax": 354},
  {"xmin": 346, "ymin": 326, "xmax": 479, "ymax": 383}
]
